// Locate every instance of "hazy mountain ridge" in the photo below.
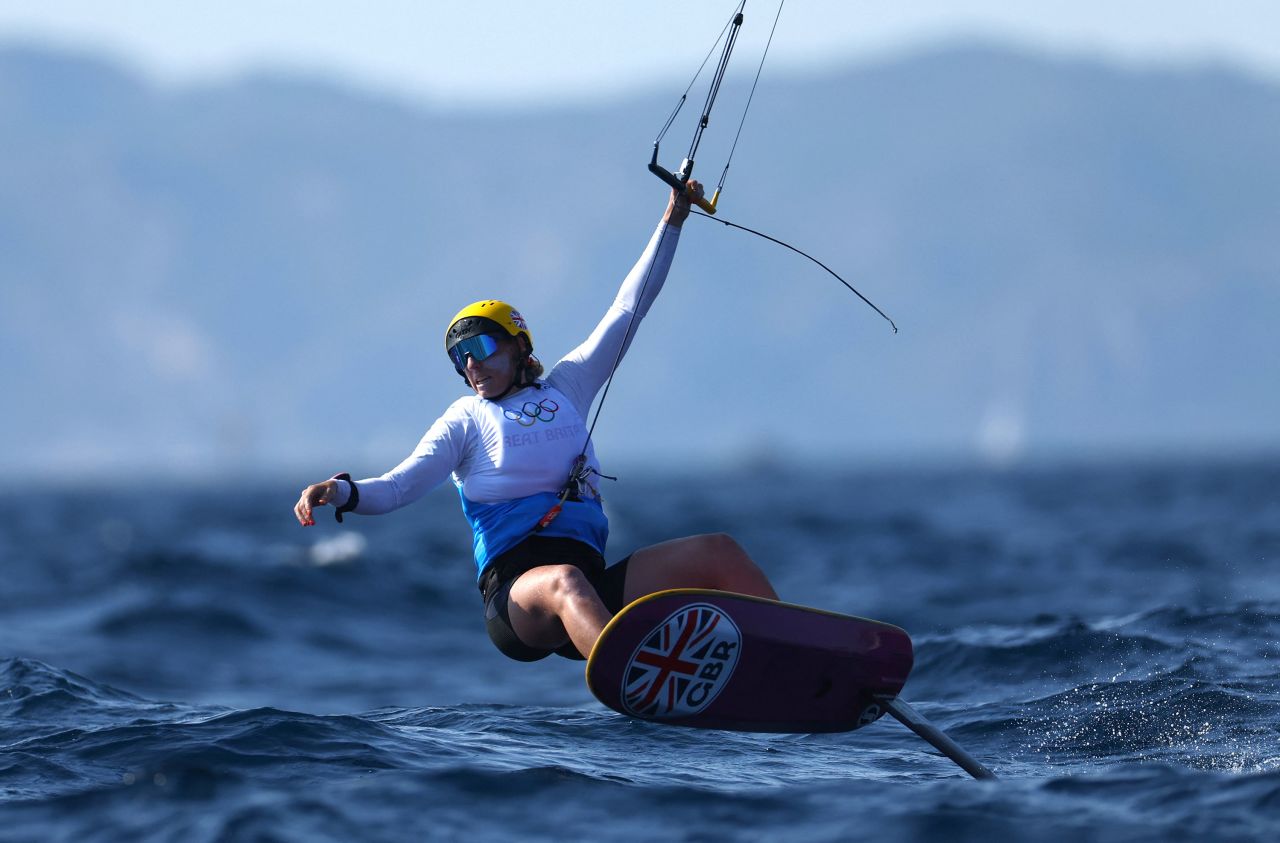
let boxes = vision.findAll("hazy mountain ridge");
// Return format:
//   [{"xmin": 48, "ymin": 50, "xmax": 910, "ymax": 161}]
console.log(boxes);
[{"xmin": 2, "ymin": 42, "xmax": 1278, "ymax": 478}]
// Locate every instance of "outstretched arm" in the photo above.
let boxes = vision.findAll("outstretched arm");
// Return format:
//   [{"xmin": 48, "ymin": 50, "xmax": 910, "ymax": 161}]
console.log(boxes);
[{"xmin": 293, "ymin": 400, "xmax": 471, "ymax": 526}]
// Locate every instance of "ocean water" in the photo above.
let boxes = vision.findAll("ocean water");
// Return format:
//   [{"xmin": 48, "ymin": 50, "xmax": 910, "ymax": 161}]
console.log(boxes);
[{"xmin": 3, "ymin": 459, "xmax": 1279, "ymax": 841}]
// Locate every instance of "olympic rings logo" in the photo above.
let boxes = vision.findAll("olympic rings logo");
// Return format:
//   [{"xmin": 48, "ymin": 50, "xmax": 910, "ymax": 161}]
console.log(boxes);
[{"xmin": 504, "ymin": 399, "xmax": 559, "ymax": 427}]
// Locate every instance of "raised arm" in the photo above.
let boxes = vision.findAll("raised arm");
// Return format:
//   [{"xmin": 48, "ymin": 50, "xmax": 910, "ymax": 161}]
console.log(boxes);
[{"xmin": 548, "ymin": 183, "xmax": 701, "ymax": 414}]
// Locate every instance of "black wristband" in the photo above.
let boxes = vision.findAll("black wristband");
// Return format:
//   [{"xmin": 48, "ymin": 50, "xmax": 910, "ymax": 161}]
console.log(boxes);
[{"xmin": 332, "ymin": 473, "xmax": 359, "ymax": 523}]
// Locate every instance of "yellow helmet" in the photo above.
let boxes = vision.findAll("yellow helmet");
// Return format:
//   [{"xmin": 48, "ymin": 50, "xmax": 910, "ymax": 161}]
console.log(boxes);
[{"xmin": 444, "ymin": 300, "xmax": 533, "ymax": 370}]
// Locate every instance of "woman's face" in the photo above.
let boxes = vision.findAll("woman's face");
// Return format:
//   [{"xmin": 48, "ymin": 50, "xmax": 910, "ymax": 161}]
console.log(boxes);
[{"xmin": 463, "ymin": 335, "xmax": 519, "ymax": 399}]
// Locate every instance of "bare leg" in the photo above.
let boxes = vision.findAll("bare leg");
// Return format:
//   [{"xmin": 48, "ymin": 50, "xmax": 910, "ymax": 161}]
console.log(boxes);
[
  {"xmin": 501, "ymin": 535, "xmax": 775, "ymax": 660},
  {"xmin": 505, "ymin": 564, "xmax": 613, "ymax": 658},
  {"xmin": 622, "ymin": 533, "xmax": 777, "ymax": 604}
]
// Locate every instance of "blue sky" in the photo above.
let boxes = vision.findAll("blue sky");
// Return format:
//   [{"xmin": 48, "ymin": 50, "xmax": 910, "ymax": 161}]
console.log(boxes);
[{"xmin": 1, "ymin": 1, "xmax": 1278, "ymax": 106}]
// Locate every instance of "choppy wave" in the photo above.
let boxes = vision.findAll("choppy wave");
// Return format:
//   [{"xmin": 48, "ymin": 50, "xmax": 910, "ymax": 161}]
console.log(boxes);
[
  {"xmin": 5, "ymin": 466, "xmax": 1280, "ymax": 840},
  {"xmin": 5, "ymin": 597, "xmax": 1280, "ymax": 841}
]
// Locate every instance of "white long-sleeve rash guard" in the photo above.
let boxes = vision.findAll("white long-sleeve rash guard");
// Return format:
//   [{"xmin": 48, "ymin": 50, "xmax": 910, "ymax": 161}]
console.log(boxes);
[{"xmin": 328, "ymin": 221, "xmax": 681, "ymax": 579}]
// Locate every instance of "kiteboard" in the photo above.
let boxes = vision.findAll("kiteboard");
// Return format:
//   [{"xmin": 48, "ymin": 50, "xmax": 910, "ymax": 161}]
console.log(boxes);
[
  {"xmin": 586, "ymin": 589, "xmax": 910, "ymax": 732},
  {"xmin": 586, "ymin": 589, "xmax": 996, "ymax": 779}
]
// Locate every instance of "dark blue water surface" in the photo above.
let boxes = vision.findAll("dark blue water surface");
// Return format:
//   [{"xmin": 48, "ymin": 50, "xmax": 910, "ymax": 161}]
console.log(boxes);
[{"xmin": 3, "ymin": 459, "xmax": 1280, "ymax": 841}]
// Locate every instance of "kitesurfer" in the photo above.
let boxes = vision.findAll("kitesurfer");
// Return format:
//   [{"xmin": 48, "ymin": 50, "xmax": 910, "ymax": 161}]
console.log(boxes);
[{"xmin": 293, "ymin": 182, "xmax": 777, "ymax": 662}]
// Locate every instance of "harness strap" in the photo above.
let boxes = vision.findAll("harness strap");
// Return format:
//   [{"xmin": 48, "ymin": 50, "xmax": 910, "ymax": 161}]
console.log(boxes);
[{"xmin": 533, "ymin": 454, "xmax": 617, "ymax": 533}]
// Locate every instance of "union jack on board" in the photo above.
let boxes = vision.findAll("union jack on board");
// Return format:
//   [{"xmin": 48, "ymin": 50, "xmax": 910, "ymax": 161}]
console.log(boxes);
[{"xmin": 622, "ymin": 603, "xmax": 740, "ymax": 718}]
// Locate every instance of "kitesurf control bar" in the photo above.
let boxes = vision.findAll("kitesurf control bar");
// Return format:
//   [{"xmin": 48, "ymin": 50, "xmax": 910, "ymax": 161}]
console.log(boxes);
[
  {"xmin": 648, "ymin": 148, "xmax": 719, "ymax": 214},
  {"xmin": 881, "ymin": 697, "xmax": 997, "ymax": 780}
]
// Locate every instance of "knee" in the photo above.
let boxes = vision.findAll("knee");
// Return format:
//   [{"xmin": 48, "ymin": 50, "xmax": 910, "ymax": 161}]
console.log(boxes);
[
  {"xmin": 543, "ymin": 564, "xmax": 595, "ymax": 605},
  {"xmin": 694, "ymin": 532, "xmax": 747, "ymax": 560}
]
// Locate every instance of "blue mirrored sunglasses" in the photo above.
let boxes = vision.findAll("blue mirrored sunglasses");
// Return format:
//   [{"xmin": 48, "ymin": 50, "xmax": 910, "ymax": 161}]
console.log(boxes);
[{"xmin": 448, "ymin": 333, "xmax": 503, "ymax": 369}]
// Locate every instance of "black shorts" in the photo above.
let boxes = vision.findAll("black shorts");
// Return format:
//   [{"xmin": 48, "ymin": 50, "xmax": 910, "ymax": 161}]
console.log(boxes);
[{"xmin": 479, "ymin": 536, "xmax": 630, "ymax": 662}]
